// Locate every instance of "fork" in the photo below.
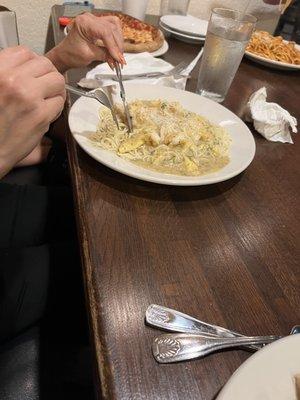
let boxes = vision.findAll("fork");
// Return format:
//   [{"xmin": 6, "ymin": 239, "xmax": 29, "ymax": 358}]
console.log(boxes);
[
  {"xmin": 114, "ymin": 63, "xmax": 133, "ymax": 132},
  {"xmin": 65, "ymin": 84, "xmax": 119, "ymax": 129},
  {"xmin": 95, "ymin": 60, "xmax": 191, "ymax": 81}
]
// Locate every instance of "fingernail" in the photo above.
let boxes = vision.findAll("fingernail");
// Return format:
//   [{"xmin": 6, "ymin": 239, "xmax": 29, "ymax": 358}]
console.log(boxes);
[
  {"xmin": 108, "ymin": 60, "xmax": 115, "ymax": 70},
  {"xmin": 120, "ymin": 55, "xmax": 126, "ymax": 65},
  {"xmin": 118, "ymin": 53, "xmax": 125, "ymax": 63}
]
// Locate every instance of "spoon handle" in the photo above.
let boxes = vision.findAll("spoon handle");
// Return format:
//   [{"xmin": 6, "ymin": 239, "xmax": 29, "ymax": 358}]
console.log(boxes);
[
  {"xmin": 146, "ymin": 304, "xmax": 243, "ymax": 336},
  {"xmin": 152, "ymin": 334, "xmax": 281, "ymax": 363},
  {"xmin": 146, "ymin": 304, "xmax": 261, "ymax": 351}
]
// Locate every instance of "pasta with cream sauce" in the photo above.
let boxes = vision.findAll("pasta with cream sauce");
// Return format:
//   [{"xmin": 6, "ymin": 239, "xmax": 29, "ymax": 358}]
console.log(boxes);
[{"xmin": 90, "ymin": 100, "xmax": 231, "ymax": 176}]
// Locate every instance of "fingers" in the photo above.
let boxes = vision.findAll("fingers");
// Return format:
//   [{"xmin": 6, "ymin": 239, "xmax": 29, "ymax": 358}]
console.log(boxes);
[
  {"xmin": 87, "ymin": 45, "xmax": 115, "ymax": 70},
  {"xmin": 94, "ymin": 25, "xmax": 123, "ymax": 63},
  {"xmin": 0, "ymin": 46, "xmax": 37, "ymax": 70},
  {"xmin": 42, "ymin": 95, "xmax": 65, "ymax": 124},
  {"xmin": 107, "ymin": 55, "xmax": 116, "ymax": 70},
  {"xmin": 36, "ymin": 71, "xmax": 66, "ymax": 99},
  {"xmin": 16, "ymin": 55, "xmax": 57, "ymax": 78},
  {"xmin": 112, "ymin": 29, "xmax": 125, "ymax": 62},
  {"xmin": 88, "ymin": 45, "xmax": 112, "ymax": 66},
  {"xmin": 103, "ymin": 16, "xmax": 124, "ymax": 54},
  {"xmin": 75, "ymin": 13, "xmax": 125, "ymax": 64}
]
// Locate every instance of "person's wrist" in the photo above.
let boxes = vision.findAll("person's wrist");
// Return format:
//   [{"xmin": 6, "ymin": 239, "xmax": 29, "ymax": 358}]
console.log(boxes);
[
  {"xmin": 46, "ymin": 45, "xmax": 69, "ymax": 74},
  {"xmin": 0, "ymin": 153, "xmax": 12, "ymax": 178}
]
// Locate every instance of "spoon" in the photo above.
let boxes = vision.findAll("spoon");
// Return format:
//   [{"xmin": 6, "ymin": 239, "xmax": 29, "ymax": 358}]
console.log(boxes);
[
  {"xmin": 291, "ymin": 326, "xmax": 300, "ymax": 335},
  {"xmin": 146, "ymin": 305, "xmax": 300, "ymax": 351},
  {"xmin": 146, "ymin": 304, "xmax": 262, "ymax": 350},
  {"xmin": 152, "ymin": 333, "xmax": 281, "ymax": 363}
]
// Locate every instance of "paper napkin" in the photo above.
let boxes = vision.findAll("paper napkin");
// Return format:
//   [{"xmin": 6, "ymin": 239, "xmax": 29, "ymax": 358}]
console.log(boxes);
[
  {"xmin": 79, "ymin": 50, "xmax": 203, "ymax": 90},
  {"xmin": 246, "ymin": 87, "xmax": 297, "ymax": 143}
]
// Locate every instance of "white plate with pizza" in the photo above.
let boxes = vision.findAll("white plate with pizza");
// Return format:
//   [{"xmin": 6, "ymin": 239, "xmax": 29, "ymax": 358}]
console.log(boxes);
[
  {"xmin": 68, "ymin": 83, "xmax": 255, "ymax": 186},
  {"xmin": 64, "ymin": 12, "xmax": 168, "ymax": 56},
  {"xmin": 146, "ymin": 39, "xmax": 169, "ymax": 57},
  {"xmin": 64, "ymin": 25, "xmax": 168, "ymax": 57}
]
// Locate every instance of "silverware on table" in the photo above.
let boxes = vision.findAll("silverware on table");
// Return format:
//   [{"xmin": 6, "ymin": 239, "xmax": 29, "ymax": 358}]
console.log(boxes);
[
  {"xmin": 152, "ymin": 333, "xmax": 281, "ymax": 363},
  {"xmin": 77, "ymin": 73, "xmax": 190, "ymax": 90},
  {"xmin": 96, "ymin": 72, "xmax": 191, "ymax": 81},
  {"xmin": 95, "ymin": 60, "xmax": 190, "ymax": 81},
  {"xmin": 65, "ymin": 84, "xmax": 119, "ymax": 129},
  {"xmin": 114, "ymin": 63, "xmax": 133, "ymax": 132},
  {"xmin": 291, "ymin": 326, "xmax": 300, "ymax": 335},
  {"xmin": 146, "ymin": 304, "xmax": 262, "ymax": 350},
  {"xmin": 77, "ymin": 57, "xmax": 199, "ymax": 89}
]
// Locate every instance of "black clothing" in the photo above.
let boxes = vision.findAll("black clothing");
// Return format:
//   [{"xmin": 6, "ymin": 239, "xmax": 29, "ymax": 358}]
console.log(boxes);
[{"xmin": 0, "ymin": 142, "xmax": 85, "ymax": 344}]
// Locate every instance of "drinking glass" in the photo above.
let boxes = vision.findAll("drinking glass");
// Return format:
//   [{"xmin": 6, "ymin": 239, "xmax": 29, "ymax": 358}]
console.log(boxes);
[
  {"xmin": 122, "ymin": 0, "xmax": 149, "ymax": 20},
  {"xmin": 197, "ymin": 8, "xmax": 257, "ymax": 103},
  {"xmin": 160, "ymin": 0, "xmax": 191, "ymax": 16}
]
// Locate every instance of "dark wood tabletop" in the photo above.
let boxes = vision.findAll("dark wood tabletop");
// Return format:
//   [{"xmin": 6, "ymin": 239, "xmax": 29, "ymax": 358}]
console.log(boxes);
[{"xmin": 51, "ymin": 5, "xmax": 300, "ymax": 400}]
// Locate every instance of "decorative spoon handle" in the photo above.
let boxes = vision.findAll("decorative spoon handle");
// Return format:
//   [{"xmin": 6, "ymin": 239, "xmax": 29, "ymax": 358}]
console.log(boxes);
[
  {"xmin": 152, "ymin": 333, "xmax": 281, "ymax": 363},
  {"xmin": 146, "ymin": 304, "xmax": 261, "ymax": 350}
]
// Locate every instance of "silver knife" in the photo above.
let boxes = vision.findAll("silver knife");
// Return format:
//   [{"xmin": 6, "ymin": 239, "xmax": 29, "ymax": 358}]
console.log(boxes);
[{"xmin": 95, "ymin": 71, "xmax": 190, "ymax": 81}]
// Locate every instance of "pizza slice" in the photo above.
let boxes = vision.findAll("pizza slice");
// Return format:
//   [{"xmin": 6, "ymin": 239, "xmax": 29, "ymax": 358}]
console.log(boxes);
[{"xmin": 94, "ymin": 12, "xmax": 165, "ymax": 53}]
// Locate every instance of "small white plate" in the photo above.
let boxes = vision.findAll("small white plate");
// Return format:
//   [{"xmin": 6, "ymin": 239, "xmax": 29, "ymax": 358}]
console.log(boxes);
[
  {"xmin": 64, "ymin": 26, "xmax": 169, "ymax": 58},
  {"xmin": 159, "ymin": 22, "xmax": 205, "ymax": 44},
  {"xmin": 148, "ymin": 40, "xmax": 169, "ymax": 57},
  {"xmin": 68, "ymin": 83, "xmax": 255, "ymax": 186},
  {"xmin": 245, "ymin": 42, "xmax": 300, "ymax": 71},
  {"xmin": 217, "ymin": 334, "xmax": 300, "ymax": 400},
  {"xmin": 160, "ymin": 14, "xmax": 208, "ymax": 37}
]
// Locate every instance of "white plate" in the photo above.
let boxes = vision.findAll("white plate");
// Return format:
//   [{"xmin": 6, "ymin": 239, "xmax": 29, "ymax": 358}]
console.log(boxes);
[
  {"xmin": 64, "ymin": 26, "xmax": 169, "ymax": 57},
  {"xmin": 159, "ymin": 22, "xmax": 205, "ymax": 44},
  {"xmin": 160, "ymin": 14, "xmax": 208, "ymax": 37},
  {"xmin": 68, "ymin": 83, "xmax": 255, "ymax": 186},
  {"xmin": 147, "ymin": 39, "xmax": 169, "ymax": 57},
  {"xmin": 217, "ymin": 334, "xmax": 300, "ymax": 400},
  {"xmin": 245, "ymin": 42, "xmax": 300, "ymax": 71}
]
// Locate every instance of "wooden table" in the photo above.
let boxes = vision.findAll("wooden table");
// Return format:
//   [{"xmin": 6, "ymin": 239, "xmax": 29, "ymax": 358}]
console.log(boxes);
[{"xmin": 51, "ymin": 6, "xmax": 300, "ymax": 400}]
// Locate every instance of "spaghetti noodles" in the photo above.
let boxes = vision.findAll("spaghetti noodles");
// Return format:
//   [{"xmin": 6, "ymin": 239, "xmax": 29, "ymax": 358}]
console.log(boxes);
[
  {"xmin": 246, "ymin": 30, "xmax": 300, "ymax": 65},
  {"xmin": 90, "ymin": 100, "xmax": 231, "ymax": 176}
]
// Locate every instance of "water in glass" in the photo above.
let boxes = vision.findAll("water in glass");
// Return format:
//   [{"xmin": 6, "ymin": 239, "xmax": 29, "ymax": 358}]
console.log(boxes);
[{"xmin": 197, "ymin": 8, "xmax": 256, "ymax": 103}]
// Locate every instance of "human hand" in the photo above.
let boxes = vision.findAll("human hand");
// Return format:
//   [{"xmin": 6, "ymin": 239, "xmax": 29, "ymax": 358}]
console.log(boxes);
[
  {"xmin": 46, "ymin": 13, "xmax": 125, "ymax": 73},
  {"xmin": 0, "ymin": 46, "xmax": 65, "ymax": 177},
  {"xmin": 16, "ymin": 138, "xmax": 52, "ymax": 168}
]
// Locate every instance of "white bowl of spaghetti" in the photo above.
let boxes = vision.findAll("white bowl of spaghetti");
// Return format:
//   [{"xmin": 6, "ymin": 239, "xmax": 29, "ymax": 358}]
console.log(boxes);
[{"xmin": 245, "ymin": 30, "xmax": 300, "ymax": 71}]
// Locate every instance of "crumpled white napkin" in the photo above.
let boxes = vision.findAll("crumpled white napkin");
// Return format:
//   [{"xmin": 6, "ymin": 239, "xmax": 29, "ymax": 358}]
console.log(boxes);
[
  {"xmin": 246, "ymin": 87, "xmax": 297, "ymax": 143},
  {"xmin": 81, "ymin": 50, "xmax": 203, "ymax": 90}
]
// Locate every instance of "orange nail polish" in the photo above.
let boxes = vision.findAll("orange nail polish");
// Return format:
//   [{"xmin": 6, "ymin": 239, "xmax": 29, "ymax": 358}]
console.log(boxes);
[{"xmin": 120, "ymin": 55, "xmax": 126, "ymax": 65}]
